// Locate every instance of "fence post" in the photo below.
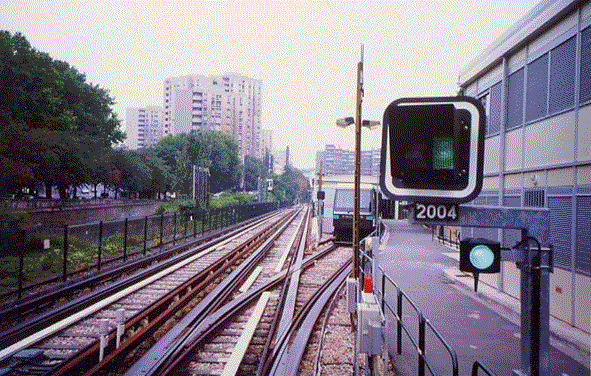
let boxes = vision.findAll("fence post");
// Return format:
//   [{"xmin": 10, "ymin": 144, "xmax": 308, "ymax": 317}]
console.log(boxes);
[
  {"xmin": 18, "ymin": 229, "xmax": 25, "ymax": 300},
  {"xmin": 193, "ymin": 210, "xmax": 197, "ymax": 238},
  {"xmin": 159, "ymin": 213, "xmax": 164, "ymax": 250},
  {"xmin": 418, "ymin": 313, "xmax": 426, "ymax": 376},
  {"xmin": 143, "ymin": 216, "xmax": 148, "ymax": 255},
  {"xmin": 98, "ymin": 221, "xmax": 103, "ymax": 270},
  {"xmin": 397, "ymin": 288, "xmax": 403, "ymax": 355},
  {"xmin": 123, "ymin": 217, "xmax": 128, "ymax": 261},
  {"xmin": 173, "ymin": 212, "xmax": 177, "ymax": 246},
  {"xmin": 63, "ymin": 224, "xmax": 68, "ymax": 282},
  {"xmin": 184, "ymin": 212, "xmax": 187, "ymax": 241}
]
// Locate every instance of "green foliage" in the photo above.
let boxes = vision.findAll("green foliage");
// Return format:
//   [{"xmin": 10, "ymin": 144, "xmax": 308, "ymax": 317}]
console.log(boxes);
[
  {"xmin": 0, "ymin": 30, "xmax": 123, "ymax": 196},
  {"xmin": 244, "ymin": 155, "xmax": 264, "ymax": 191},
  {"xmin": 0, "ymin": 204, "xmax": 29, "ymax": 254},
  {"xmin": 153, "ymin": 131, "xmax": 240, "ymax": 196},
  {"xmin": 209, "ymin": 193, "xmax": 253, "ymax": 208},
  {"xmin": 154, "ymin": 199, "xmax": 197, "ymax": 214}
]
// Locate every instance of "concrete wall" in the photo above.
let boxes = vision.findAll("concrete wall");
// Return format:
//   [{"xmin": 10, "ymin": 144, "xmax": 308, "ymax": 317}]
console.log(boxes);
[{"xmin": 23, "ymin": 201, "xmax": 161, "ymax": 227}]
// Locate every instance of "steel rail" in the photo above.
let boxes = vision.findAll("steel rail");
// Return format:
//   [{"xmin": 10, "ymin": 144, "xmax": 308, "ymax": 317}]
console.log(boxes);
[
  {"xmin": 85, "ymin": 208, "xmax": 301, "ymax": 376},
  {"xmin": 264, "ymin": 259, "xmax": 352, "ymax": 376},
  {"xmin": 255, "ymin": 207, "xmax": 311, "ymax": 376},
  {"xmin": 0, "ymin": 210, "xmax": 276, "ymax": 321},
  {"xmin": 58, "ymin": 208, "xmax": 298, "ymax": 376},
  {"xmin": 129, "ymin": 242, "xmax": 339, "ymax": 376},
  {"xmin": 0, "ymin": 211, "xmax": 282, "ymax": 357}
]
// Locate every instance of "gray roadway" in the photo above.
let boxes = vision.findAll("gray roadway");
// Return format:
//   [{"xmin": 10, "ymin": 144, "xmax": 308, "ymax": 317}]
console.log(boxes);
[{"xmin": 372, "ymin": 220, "xmax": 589, "ymax": 376}]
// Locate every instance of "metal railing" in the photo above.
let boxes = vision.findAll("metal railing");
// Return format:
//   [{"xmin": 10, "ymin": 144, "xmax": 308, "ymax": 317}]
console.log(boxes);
[
  {"xmin": 0, "ymin": 201, "xmax": 291, "ymax": 301},
  {"xmin": 471, "ymin": 361, "xmax": 497, "ymax": 376},
  {"xmin": 358, "ymin": 236, "xmax": 459, "ymax": 376},
  {"xmin": 431, "ymin": 226, "xmax": 461, "ymax": 249}
]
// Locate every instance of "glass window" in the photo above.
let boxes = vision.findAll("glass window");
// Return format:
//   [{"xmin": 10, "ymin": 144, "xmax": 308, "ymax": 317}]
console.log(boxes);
[
  {"xmin": 580, "ymin": 26, "xmax": 591, "ymax": 104},
  {"xmin": 478, "ymin": 92, "xmax": 490, "ymax": 135},
  {"xmin": 333, "ymin": 189, "xmax": 372, "ymax": 212},
  {"xmin": 489, "ymin": 82, "xmax": 502, "ymax": 134},
  {"xmin": 506, "ymin": 68, "xmax": 524, "ymax": 129},
  {"xmin": 549, "ymin": 37, "xmax": 576, "ymax": 114},
  {"xmin": 526, "ymin": 54, "xmax": 548, "ymax": 122}
]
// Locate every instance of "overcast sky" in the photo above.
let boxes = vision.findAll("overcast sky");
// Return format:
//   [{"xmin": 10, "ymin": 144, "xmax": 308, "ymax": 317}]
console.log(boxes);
[{"xmin": 3, "ymin": 0, "xmax": 540, "ymax": 169}]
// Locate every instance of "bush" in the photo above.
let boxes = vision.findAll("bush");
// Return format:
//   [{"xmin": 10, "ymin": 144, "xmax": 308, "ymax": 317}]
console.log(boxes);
[{"xmin": 0, "ymin": 205, "xmax": 29, "ymax": 255}]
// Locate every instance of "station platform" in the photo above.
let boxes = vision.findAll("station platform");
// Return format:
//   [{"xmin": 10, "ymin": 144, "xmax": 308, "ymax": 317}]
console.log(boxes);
[{"xmin": 375, "ymin": 219, "xmax": 590, "ymax": 376}]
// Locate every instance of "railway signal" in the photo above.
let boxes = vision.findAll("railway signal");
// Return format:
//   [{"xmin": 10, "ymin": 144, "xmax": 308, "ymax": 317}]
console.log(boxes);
[
  {"xmin": 459, "ymin": 238, "xmax": 500, "ymax": 291},
  {"xmin": 380, "ymin": 96, "xmax": 485, "ymax": 204}
]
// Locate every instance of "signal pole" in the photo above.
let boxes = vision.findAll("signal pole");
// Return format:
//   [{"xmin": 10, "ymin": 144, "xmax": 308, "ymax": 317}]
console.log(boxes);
[
  {"xmin": 352, "ymin": 44, "xmax": 364, "ymax": 278},
  {"xmin": 317, "ymin": 162, "xmax": 324, "ymax": 237}
]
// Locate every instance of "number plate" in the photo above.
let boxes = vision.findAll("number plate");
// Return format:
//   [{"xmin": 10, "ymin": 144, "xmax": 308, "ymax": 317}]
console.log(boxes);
[{"xmin": 413, "ymin": 203, "xmax": 459, "ymax": 222}]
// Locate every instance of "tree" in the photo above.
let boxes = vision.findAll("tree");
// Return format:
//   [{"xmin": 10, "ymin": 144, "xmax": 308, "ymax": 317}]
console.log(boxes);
[
  {"xmin": 279, "ymin": 164, "xmax": 309, "ymax": 202},
  {"xmin": 153, "ymin": 131, "xmax": 240, "ymax": 196},
  {"xmin": 243, "ymin": 155, "xmax": 264, "ymax": 191},
  {"xmin": 0, "ymin": 31, "xmax": 124, "ymax": 197}
]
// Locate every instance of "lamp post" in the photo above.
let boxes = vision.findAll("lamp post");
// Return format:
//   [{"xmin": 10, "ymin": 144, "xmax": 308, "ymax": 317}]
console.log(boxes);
[{"xmin": 336, "ymin": 44, "xmax": 380, "ymax": 279}]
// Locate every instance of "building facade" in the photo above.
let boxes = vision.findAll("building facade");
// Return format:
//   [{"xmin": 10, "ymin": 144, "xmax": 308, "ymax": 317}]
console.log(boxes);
[
  {"xmin": 124, "ymin": 106, "xmax": 163, "ymax": 149},
  {"xmin": 162, "ymin": 73, "xmax": 263, "ymax": 160},
  {"xmin": 316, "ymin": 144, "xmax": 381, "ymax": 177},
  {"xmin": 458, "ymin": 0, "xmax": 590, "ymax": 333}
]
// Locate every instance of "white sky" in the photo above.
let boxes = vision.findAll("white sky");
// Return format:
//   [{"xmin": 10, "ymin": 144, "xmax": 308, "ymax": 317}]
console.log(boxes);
[{"xmin": 2, "ymin": 0, "xmax": 540, "ymax": 169}]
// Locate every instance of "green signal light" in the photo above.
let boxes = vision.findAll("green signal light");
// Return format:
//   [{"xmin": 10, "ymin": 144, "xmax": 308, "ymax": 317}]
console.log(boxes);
[
  {"xmin": 432, "ymin": 137, "xmax": 454, "ymax": 170},
  {"xmin": 469, "ymin": 245, "xmax": 495, "ymax": 270}
]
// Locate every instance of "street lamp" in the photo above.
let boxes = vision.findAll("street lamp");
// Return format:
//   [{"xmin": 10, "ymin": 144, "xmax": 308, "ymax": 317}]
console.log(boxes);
[{"xmin": 335, "ymin": 45, "xmax": 380, "ymax": 279}]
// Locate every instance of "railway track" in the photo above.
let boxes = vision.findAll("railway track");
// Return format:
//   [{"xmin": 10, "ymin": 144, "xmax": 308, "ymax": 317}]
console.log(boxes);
[
  {"xmin": 0, "ymin": 207, "xmax": 297, "ymax": 376},
  {"xmin": 125, "ymin": 207, "xmax": 352, "ymax": 376},
  {"xmin": 0, "ymin": 210, "xmax": 277, "ymax": 330}
]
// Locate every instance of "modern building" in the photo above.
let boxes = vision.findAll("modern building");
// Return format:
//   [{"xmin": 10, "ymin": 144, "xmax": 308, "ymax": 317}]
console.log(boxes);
[
  {"xmin": 458, "ymin": 0, "xmax": 590, "ymax": 334},
  {"xmin": 315, "ymin": 144, "xmax": 381, "ymax": 177},
  {"xmin": 261, "ymin": 129, "xmax": 273, "ymax": 157},
  {"xmin": 271, "ymin": 147, "xmax": 290, "ymax": 175},
  {"xmin": 162, "ymin": 73, "xmax": 263, "ymax": 160},
  {"xmin": 124, "ymin": 106, "xmax": 163, "ymax": 149}
]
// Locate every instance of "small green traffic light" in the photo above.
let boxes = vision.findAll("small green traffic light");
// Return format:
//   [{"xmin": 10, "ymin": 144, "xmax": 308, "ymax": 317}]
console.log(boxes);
[
  {"xmin": 432, "ymin": 137, "xmax": 454, "ymax": 170},
  {"xmin": 469, "ymin": 245, "xmax": 496, "ymax": 270},
  {"xmin": 459, "ymin": 238, "xmax": 500, "ymax": 274}
]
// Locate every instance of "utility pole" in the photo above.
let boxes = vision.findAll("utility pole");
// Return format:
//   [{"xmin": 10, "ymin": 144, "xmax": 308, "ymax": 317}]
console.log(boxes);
[{"xmin": 353, "ymin": 44, "xmax": 364, "ymax": 279}]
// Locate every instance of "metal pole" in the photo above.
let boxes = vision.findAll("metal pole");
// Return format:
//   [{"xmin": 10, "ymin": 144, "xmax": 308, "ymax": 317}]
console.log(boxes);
[
  {"xmin": 63, "ymin": 224, "xmax": 68, "ymax": 282},
  {"xmin": 318, "ymin": 162, "xmax": 323, "ymax": 238},
  {"xmin": 18, "ymin": 229, "xmax": 25, "ymax": 300},
  {"xmin": 143, "ymin": 216, "xmax": 147, "ymax": 255},
  {"xmin": 98, "ymin": 221, "xmax": 103, "ymax": 270},
  {"xmin": 352, "ymin": 44, "xmax": 364, "ymax": 279},
  {"xmin": 123, "ymin": 217, "xmax": 128, "ymax": 261}
]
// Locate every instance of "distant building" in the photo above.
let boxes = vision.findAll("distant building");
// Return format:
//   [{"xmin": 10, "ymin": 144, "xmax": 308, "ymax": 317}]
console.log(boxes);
[
  {"xmin": 315, "ymin": 144, "xmax": 380, "ymax": 177},
  {"xmin": 261, "ymin": 129, "xmax": 273, "ymax": 156},
  {"xmin": 271, "ymin": 147, "xmax": 290, "ymax": 175},
  {"xmin": 162, "ymin": 73, "xmax": 263, "ymax": 160},
  {"xmin": 125, "ymin": 106, "xmax": 163, "ymax": 149}
]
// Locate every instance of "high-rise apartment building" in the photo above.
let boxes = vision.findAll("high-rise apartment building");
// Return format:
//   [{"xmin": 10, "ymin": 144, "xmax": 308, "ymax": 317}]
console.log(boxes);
[
  {"xmin": 125, "ymin": 106, "xmax": 163, "ymax": 149},
  {"xmin": 261, "ymin": 129, "xmax": 273, "ymax": 156},
  {"xmin": 316, "ymin": 144, "xmax": 380, "ymax": 177},
  {"xmin": 162, "ymin": 73, "xmax": 263, "ymax": 160}
]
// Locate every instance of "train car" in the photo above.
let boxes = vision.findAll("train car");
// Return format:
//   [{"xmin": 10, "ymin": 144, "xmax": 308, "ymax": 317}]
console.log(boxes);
[{"xmin": 332, "ymin": 186, "xmax": 376, "ymax": 243}]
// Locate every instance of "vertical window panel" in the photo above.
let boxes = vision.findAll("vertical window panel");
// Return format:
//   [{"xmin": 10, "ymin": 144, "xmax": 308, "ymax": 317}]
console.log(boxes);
[
  {"xmin": 549, "ymin": 37, "xmax": 576, "ymax": 114},
  {"xmin": 507, "ymin": 68, "xmax": 524, "ymax": 129},
  {"xmin": 576, "ymin": 196, "xmax": 591, "ymax": 276},
  {"xmin": 549, "ymin": 196, "xmax": 573, "ymax": 270},
  {"xmin": 580, "ymin": 26, "xmax": 591, "ymax": 104},
  {"xmin": 526, "ymin": 54, "xmax": 549, "ymax": 122},
  {"xmin": 489, "ymin": 82, "xmax": 502, "ymax": 134}
]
